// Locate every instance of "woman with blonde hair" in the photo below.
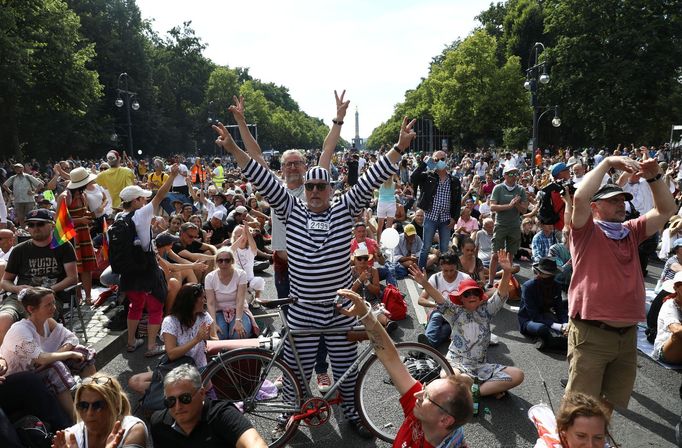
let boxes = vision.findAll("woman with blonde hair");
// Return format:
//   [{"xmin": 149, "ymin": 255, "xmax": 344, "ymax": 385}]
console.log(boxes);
[{"xmin": 53, "ymin": 374, "xmax": 150, "ymax": 448}]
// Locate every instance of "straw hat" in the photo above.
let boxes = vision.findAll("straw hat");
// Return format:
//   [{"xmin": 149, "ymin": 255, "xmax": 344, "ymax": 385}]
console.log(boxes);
[{"xmin": 67, "ymin": 167, "xmax": 97, "ymax": 189}]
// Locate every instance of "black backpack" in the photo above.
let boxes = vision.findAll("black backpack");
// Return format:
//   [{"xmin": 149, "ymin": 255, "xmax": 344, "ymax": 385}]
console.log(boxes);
[
  {"xmin": 537, "ymin": 184, "xmax": 561, "ymax": 225},
  {"xmin": 13, "ymin": 415, "xmax": 52, "ymax": 448},
  {"xmin": 107, "ymin": 211, "xmax": 151, "ymax": 275}
]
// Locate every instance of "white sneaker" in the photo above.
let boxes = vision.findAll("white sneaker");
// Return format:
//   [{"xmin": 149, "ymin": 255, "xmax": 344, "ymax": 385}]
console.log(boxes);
[
  {"xmin": 489, "ymin": 333, "xmax": 500, "ymax": 345},
  {"xmin": 316, "ymin": 372, "xmax": 333, "ymax": 393}
]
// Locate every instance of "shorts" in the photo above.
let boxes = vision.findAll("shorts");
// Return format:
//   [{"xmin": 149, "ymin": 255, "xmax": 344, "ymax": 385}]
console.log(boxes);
[
  {"xmin": 377, "ymin": 201, "xmax": 397, "ymax": 219},
  {"xmin": 492, "ymin": 224, "xmax": 521, "ymax": 256},
  {"xmin": 0, "ymin": 296, "xmax": 27, "ymax": 322},
  {"xmin": 566, "ymin": 318, "xmax": 637, "ymax": 408},
  {"xmin": 127, "ymin": 290, "xmax": 164, "ymax": 325}
]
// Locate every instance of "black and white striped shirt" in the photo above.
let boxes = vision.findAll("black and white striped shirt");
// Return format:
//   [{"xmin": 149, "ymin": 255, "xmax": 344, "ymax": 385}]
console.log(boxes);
[{"xmin": 243, "ymin": 156, "xmax": 398, "ymax": 300}]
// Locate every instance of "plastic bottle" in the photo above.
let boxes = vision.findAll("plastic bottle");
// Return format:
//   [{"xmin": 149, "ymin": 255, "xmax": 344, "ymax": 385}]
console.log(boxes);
[{"xmin": 471, "ymin": 382, "xmax": 480, "ymax": 416}]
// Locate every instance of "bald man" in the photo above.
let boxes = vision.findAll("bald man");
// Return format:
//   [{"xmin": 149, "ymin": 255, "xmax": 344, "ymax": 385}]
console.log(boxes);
[{"xmin": 410, "ymin": 151, "xmax": 463, "ymax": 269}]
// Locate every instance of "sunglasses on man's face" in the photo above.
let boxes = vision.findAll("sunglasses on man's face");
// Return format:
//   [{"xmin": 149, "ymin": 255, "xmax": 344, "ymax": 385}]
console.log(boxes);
[
  {"xmin": 304, "ymin": 183, "xmax": 328, "ymax": 192},
  {"xmin": 355, "ymin": 256, "xmax": 369, "ymax": 261},
  {"xmin": 216, "ymin": 257, "xmax": 233, "ymax": 264},
  {"xmin": 164, "ymin": 390, "xmax": 199, "ymax": 408},
  {"xmin": 76, "ymin": 400, "xmax": 107, "ymax": 412}
]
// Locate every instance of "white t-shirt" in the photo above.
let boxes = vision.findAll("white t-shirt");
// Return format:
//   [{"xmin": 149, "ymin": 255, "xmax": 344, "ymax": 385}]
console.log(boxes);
[
  {"xmin": 123, "ymin": 201, "xmax": 154, "ymax": 251},
  {"xmin": 475, "ymin": 161, "xmax": 488, "ymax": 178},
  {"xmin": 234, "ymin": 247, "xmax": 256, "ymax": 280},
  {"xmin": 428, "ymin": 271, "xmax": 471, "ymax": 298},
  {"xmin": 271, "ymin": 183, "xmax": 304, "ymax": 251},
  {"xmin": 204, "ymin": 268, "xmax": 247, "ymax": 310},
  {"xmin": 654, "ymin": 299, "xmax": 681, "ymax": 358},
  {"xmin": 172, "ymin": 164, "xmax": 189, "ymax": 187},
  {"xmin": 67, "ymin": 415, "xmax": 149, "ymax": 448},
  {"xmin": 160, "ymin": 313, "xmax": 213, "ymax": 367},
  {"xmin": 85, "ymin": 184, "xmax": 112, "ymax": 218}
]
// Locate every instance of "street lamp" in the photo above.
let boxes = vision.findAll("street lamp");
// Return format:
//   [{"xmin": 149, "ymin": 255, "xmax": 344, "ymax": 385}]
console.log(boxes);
[
  {"xmin": 115, "ymin": 72, "xmax": 140, "ymax": 154},
  {"xmin": 524, "ymin": 42, "xmax": 555, "ymax": 168}
]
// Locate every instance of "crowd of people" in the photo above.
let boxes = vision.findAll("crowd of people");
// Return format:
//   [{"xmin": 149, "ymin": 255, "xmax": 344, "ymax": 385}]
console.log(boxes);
[{"xmin": 0, "ymin": 89, "xmax": 680, "ymax": 447}]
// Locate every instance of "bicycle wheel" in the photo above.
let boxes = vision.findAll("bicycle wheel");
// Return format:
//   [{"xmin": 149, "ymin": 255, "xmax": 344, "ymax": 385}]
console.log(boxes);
[
  {"xmin": 201, "ymin": 348, "xmax": 303, "ymax": 448},
  {"xmin": 355, "ymin": 341, "xmax": 454, "ymax": 442}
]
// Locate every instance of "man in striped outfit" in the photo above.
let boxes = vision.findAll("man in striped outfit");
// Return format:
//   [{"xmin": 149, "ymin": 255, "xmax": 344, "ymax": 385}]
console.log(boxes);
[{"xmin": 214, "ymin": 106, "xmax": 416, "ymax": 437}]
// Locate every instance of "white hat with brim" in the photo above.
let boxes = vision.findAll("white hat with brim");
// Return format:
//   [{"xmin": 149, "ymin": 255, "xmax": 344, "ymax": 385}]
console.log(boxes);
[
  {"xmin": 662, "ymin": 271, "xmax": 682, "ymax": 293},
  {"xmin": 120, "ymin": 185, "xmax": 152, "ymax": 202},
  {"xmin": 67, "ymin": 167, "xmax": 97, "ymax": 190}
]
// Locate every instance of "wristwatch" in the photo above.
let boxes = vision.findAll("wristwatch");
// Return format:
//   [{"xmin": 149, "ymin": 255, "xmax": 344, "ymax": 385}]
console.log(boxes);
[
  {"xmin": 646, "ymin": 173, "xmax": 662, "ymax": 183},
  {"xmin": 332, "ymin": 119, "xmax": 344, "ymax": 125},
  {"xmin": 392, "ymin": 145, "xmax": 404, "ymax": 155}
]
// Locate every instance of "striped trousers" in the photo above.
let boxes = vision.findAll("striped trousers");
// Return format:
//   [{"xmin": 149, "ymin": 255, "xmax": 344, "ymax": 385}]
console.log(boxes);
[{"xmin": 281, "ymin": 299, "xmax": 360, "ymax": 421}]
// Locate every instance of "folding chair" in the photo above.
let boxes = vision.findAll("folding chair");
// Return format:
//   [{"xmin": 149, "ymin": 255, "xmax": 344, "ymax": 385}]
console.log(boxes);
[{"xmin": 60, "ymin": 282, "xmax": 88, "ymax": 344}]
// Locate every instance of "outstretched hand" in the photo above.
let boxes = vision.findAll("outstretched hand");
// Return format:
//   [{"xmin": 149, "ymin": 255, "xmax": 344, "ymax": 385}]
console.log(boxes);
[
  {"xmin": 407, "ymin": 264, "xmax": 427, "ymax": 286},
  {"xmin": 105, "ymin": 421, "xmax": 124, "ymax": 448},
  {"xmin": 397, "ymin": 116, "xmax": 417, "ymax": 149},
  {"xmin": 212, "ymin": 122, "xmax": 239, "ymax": 152},
  {"xmin": 334, "ymin": 90, "xmax": 350, "ymax": 122},
  {"xmin": 608, "ymin": 156, "xmax": 640, "ymax": 174},
  {"xmin": 228, "ymin": 95, "xmax": 246, "ymax": 122},
  {"xmin": 52, "ymin": 430, "xmax": 78, "ymax": 448},
  {"xmin": 637, "ymin": 158, "xmax": 661, "ymax": 180},
  {"xmin": 335, "ymin": 289, "xmax": 370, "ymax": 319},
  {"xmin": 497, "ymin": 249, "xmax": 513, "ymax": 272}
]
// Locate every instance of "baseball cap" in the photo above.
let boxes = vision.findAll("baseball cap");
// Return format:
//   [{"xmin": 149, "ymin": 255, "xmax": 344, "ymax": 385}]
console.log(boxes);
[
  {"xmin": 211, "ymin": 210, "xmax": 225, "ymax": 221},
  {"xmin": 404, "ymin": 224, "xmax": 417, "ymax": 236},
  {"xmin": 155, "ymin": 233, "xmax": 178, "ymax": 248},
  {"xmin": 503, "ymin": 165, "xmax": 519, "ymax": 175},
  {"xmin": 120, "ymin": 185, "xmax": 152, "ymax": 202},
  {"xmin": 590, "ymin": 184, "xmax": 633, "ymax": 202},
  {"xmin": 234, "ymin": 205, "xmax": 248, "ymax": 214},
  {"xmin": 550, "ymin": 162, "xmax": 569, "ymax": 178}
]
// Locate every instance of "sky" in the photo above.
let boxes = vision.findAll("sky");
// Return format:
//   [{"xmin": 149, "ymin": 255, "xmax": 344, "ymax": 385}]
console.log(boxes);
[{"xmin": 136, "ymin": 0, "xmax": 495, "ymax": 143}]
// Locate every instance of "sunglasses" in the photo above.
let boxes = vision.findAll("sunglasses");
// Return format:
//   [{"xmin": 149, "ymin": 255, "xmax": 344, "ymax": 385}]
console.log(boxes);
[
  {"xmin": 164, "ymin": 389, "xmax": 199, "ymax": 408},
  {"xmin": 76, "ymin": 400, "xmax": 107, "ymax": 412},
  {"xmin": 304, "ymin": 183, "xmax": 328, "ymax": 192},
  {"xmin": 423, "ymin": 387, "xmax": 455, "ymax": 418},
  {"xmin": 505, "ymin": 172, "xmax": 519, "ymax": 177},
  {"xmin": 355, "ymin": 256, "xmax": 369, "ymax": 261},
  {"xmin": 216, "ymin": 258, "xmax": 233, "ymax": 264},
  {"xmin": 462, "ymin": 290, "xmax": 481, "ymax": 298},
  {"xmin": 433, "ymin": 157, "xmax": 446, "ymax": 162},
  {"xmin": 26, "ymin": 222, "xmax": 47, "ymax": 228},
  {"xmin": 81, "ymin": 376, "xmax": 112, "ymax": 386}
]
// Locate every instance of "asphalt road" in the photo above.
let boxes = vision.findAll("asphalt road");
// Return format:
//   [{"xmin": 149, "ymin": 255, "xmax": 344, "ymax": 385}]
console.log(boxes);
[{"xmin": 101, "ymin": 259, "xmax": 681, "ymax": 447}]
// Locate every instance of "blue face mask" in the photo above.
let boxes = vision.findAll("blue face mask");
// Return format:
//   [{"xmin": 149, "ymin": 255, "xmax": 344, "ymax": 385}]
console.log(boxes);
[{"xmin": 435, "ymin": 160, "xmax": 447, "ymax": 171}]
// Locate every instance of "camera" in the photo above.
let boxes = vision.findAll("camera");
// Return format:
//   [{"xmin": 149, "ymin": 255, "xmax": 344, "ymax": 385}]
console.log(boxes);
[{"xmin": 559, "ymin": 179, "xmax": 576, "ymax": 196}]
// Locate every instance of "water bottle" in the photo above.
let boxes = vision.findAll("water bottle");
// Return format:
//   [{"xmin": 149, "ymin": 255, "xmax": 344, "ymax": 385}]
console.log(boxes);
[
  {"xmin": 258, "ymin": 335, "xmax": 281, "ymax": 351},
  {"xmin": 471, "ymin": 382, "xmax": 480, "ymax": 416}
]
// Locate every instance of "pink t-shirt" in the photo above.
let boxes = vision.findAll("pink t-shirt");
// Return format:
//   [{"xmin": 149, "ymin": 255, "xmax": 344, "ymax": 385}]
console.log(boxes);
[{"xmin": 568, "ymin": 215, "xmax": 647, "ymax": 322}]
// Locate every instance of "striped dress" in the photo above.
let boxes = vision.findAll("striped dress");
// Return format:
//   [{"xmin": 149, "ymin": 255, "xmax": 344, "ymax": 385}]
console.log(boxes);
[
  {"xmin": 67, "ymin": 191, "xmax": 97, "ymax": 272},
  {"xmin": 243, "ymin": 155, "xmax": 398, "ymax": 420}
]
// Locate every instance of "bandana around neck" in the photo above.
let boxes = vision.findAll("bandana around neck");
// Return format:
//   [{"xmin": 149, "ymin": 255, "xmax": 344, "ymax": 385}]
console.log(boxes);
[
  {"xmin": 594, "ymin": 220, "xmax": 630, "ymax": 240},
  {"xmin": 503, "ymin": 183, "xmax": 517, "ymax": 192}
]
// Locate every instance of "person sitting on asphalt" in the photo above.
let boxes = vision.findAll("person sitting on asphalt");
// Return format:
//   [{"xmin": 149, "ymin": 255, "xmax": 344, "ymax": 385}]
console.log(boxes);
[
  {"xmin": 417, "ymin": 252, "xmax": 471, "ymax": 348},
  {"xmin": 53, "ymin": 374, "xmax": 150, "ymax": 448},
  {"xmin": 230, "ymin": 224, "xmax": 265, "ymax": 307},
  {"xmin": 531, "ymin": 223, "xmax": 562, "ymax": 263},
  {"xmin": 0, "ymin": 286, "xmax": 96, "ymax": 422},
  {"xmin": 393, "ymin": 224, "xmax": 438, "ymax": 278},
  {"xmin": 411, "ymin": 249, "xmax": 525, "ymax": 399},
  {"xmin": 150, "ymin": 364, "xmax": 268, "ymax": 448},
  {"xmin": 349, "ymin": 246, "xmax": 397, "ymax": 333},
  {"xmin": 518, "ymin": 257, "xmax": 569, "ymax": 353},
  {"xmin": 528, "ymin": 391, "xmax": 613, "ymax": 448},
  {"xmin": 653, "ymin": 271, "xmax": 682, "ymax": 365},
  {"xmin": 172, "ymin": 222, "xmax": 218, "ymax": 276},
  {"xmin": 336, "ymin": 287, "xmax": 474, "ymax": 448}
]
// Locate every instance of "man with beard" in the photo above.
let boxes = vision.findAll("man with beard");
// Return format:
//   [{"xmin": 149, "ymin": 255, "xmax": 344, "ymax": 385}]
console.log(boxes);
[{"xmin": 96, "ymin": 150, "xmax": 135, "ymax": 209}]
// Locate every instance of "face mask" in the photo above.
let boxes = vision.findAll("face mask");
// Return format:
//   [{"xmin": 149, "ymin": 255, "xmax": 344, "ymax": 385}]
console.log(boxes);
[{"xmin": 435, "ymin": 160, "xmax": 447, "ymax": 171}]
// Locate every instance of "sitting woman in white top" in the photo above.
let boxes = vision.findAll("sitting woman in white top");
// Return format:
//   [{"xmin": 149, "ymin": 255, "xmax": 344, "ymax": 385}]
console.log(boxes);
[
  {"xmin": 52, "ymin": 374, "xmax": 150, "ymax": 448},
  {"xmin": 0, "ymin": 287, "xmax": 96, "ymax": 422},
  {"xmin": 230, "ymin": 224, "xmax": 265, "ymax": 305},
  {"xmin": 205, "ymin": 247, "xmax": 259, "ymax": 340}
]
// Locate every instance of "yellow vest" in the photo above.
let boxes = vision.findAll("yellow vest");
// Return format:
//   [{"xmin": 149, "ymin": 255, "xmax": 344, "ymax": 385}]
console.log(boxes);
[{"xmin": 213, "ymin": 165, "xmax": 225, "ymax": 187}]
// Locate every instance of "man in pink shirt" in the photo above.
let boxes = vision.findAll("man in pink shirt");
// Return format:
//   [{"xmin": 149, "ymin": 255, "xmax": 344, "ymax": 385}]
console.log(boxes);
[{"xmin": 567, "ymin": 155, "xmax": 675, "ymax": 412}]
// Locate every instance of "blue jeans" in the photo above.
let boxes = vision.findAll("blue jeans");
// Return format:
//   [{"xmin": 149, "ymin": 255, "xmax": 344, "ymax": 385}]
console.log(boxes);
[
  {"xmin": 377, "ymin": 266, "xmax": 397, "ymax": 286},
  {"xmin": 419, "ymin": 219, "xmax": 451, "ymax": 269},
  {"xmin": 215, "ymin": 312, "xmax": 254, "ymax": 340},
  {"xmin": 521, "ymin": 321, "xmax": 552, "ymax": 341},
  {"xmin": 424, "ymin": 310, "xmax": 452, "ymax": 346}
]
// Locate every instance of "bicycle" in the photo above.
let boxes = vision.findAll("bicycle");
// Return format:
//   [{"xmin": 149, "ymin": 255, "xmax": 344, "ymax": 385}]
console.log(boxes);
[{"xmin": 201, "ymin": 297, "xmax": 454, "ymax": 447}]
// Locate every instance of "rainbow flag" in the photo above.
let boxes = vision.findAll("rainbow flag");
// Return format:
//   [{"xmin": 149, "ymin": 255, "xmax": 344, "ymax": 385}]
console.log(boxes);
[
  {"xmin": 50, "ymin": 200, "xmax": 77, "ymax": 249},
  {"xmin": 101, "ymin": 219, "xmax": 109, "ymax": 260}
]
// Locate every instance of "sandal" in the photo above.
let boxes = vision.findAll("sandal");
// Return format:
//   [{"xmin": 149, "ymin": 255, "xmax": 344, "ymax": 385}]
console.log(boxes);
[
  {"xmin": 144, "ymin": 344, "xmax": 165, "ymax": 358},
  {"xmin": 127, "ymin": 339, "xmax": 144, "ymax": 353}
]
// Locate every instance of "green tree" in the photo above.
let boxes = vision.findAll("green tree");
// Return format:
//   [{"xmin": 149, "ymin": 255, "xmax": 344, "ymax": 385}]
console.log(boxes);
[{"xmin": 0, "ymin": 0, "xmax": 102, "ymax": 157}]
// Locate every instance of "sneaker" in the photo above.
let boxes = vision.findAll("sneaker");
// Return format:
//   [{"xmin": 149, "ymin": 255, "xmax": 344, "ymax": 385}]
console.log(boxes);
[
  {"xmin": 385, "ymin": 320, "xmax": 398, "ymax": 334},
  {"xmin": 560, "ymin": 378, "xmax": 568, "ymax": 388},
  {"xmin": 417, "ymin": 333, "xmax": 432, "ymax": 347},
  {"xmin": 273, "ymin": 376, "xmax": 284, "ymax": 390},
  {"xmin": 348, "ymin": 419, "xmax": 374, "ymax": 439},
  {"xmin": 489, "ymin": 333, "xmax": 499, "ymax": 345},
  {"xmin": 316, "ymin": 372, "xmax": 333, "ymax": 393},
  {"xmin": 535, "ymin": 339, "xmax": 547, "ymax": 351}
]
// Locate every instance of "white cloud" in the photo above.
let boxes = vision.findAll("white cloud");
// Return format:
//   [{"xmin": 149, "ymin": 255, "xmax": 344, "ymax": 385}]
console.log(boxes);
[{"xmin": 136, "ymin": 0, "xmax": 492, "ymax": 143}]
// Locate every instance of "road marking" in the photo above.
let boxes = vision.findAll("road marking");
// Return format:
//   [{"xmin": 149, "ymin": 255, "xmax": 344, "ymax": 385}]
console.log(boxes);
[{"xmin": 404, "ymin": 279, "xmax": 427, "ymax": 325}]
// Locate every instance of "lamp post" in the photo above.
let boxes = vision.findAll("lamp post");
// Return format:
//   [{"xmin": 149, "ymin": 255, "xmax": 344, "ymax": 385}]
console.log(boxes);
[
  {"xmin": 524, "ymin": 42, "xmax": 553, "ymax": 168},
  {"xmin": 115, "ymin": 72, "xmax": 140, "ymax": 154}
]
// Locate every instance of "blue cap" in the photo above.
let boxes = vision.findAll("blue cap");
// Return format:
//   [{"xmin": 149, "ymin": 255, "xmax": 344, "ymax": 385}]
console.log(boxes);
[
  {"xmin": 673, "ymin": 238, "xmax": 682, "ymax": 251},
  {"xmin": 550, "ymin": 162, "xmax": 569, "ymax": 178}
]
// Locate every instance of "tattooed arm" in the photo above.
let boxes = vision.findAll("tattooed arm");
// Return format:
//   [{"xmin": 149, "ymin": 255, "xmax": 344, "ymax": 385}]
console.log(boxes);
[{"xmin": 337, "ymin": 289, "xmax": 417, "ymax": 396}]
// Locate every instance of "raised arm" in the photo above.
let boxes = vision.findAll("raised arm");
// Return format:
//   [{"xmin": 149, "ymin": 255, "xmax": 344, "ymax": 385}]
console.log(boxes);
[
  {"xmin": 318, "ymin": 90, "xmax": 349, "ymax": 171},
  {"xmin": 638, "ymin": 158, "xmax": 676, "ymax": 236},
  {"xmin": 408, "ymin": 265, "xmax": 446, "ymax": 305},
  {"xmin": 151, "ymin": 164, "xmax": 179, "ymax": 210},
  {"xmin": 229, "ymin": 96, "xmax": 268, "ymax": 169}
]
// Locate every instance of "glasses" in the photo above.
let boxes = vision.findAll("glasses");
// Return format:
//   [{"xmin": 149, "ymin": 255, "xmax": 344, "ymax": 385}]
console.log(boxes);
[
  {"xmin": 216, "ymin": 258, "xmax": 233, "ymax": 264},
  {"xmin": 26, "ymin": 222, "xmax": 47, "ymax": 228},
  {"xmin": 284, "ymin": 161, "xmax": 304, "ymax": 168},
  {"xmin": 76, "ymin": 400, "xmax": 107, "ymax": 412},
  {"xmin": 505, "ymin": 172, "xmax": 519, "ymax": 177},
  {"xmin": 355, "ymin": 256, "xmax": 369, "ymax": 261},
  {"xmin": 423, "ymin": 388, "xmax": 454, "ymax": 417},
  {"xmin": 164, "ymin": 389, "xmax": 200, "ymax": 408},
  {"xmin": 462, "ymin": 290, "xmax": 481, "ymax": 298},
  {"xmin": 433, "ymin": 157, "xmax": 446, "ymax": 162},
  {"xmin": 81, "ymin": 376, "xmax": 112, "ymax": 387},
  {"xmin": 304, "ymin": 183, "xmax": 328, "ymax": 192}
]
